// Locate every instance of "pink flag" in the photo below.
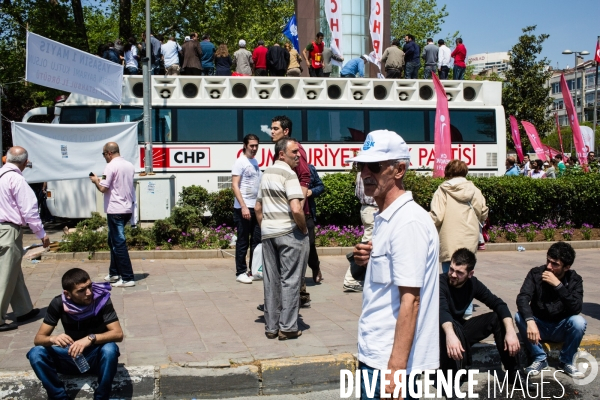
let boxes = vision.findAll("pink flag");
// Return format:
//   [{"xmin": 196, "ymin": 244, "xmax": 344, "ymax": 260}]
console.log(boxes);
[
  {"xmin": 509, "ymin": 116, "xmax": 524, "ymax": 163},
  {"xmin": 560, "ymin": 73, "xmax": 587, "ymax": 166},
  {"xmin": 521, "ymin": 121, "xmax": 547, "ymax": 161},
  {"xmin": 543, "ymin": 145, "xmax": 561, "ymax": 160},
  {"xmin": 432, "ymin": 74, "xmax": 452, "ymax": 177}
]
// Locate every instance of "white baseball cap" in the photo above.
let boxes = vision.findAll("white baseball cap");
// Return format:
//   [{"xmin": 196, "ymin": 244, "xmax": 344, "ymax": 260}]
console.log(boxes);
[{"xmin": 348, "ymin": 130, "xmax": 410, "ymax": 163}]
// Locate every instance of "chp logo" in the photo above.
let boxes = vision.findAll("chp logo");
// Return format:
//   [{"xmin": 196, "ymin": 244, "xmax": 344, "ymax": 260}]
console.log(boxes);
[{"xmin": 572, "ymin": 351, "xmax": 598, "ymax": 385}]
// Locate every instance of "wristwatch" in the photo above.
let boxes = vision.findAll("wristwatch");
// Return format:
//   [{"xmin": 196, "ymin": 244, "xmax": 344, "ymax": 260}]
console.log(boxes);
[{"xmin": 87, "ymin": 333, "xmax": 97, "ymax": 344}]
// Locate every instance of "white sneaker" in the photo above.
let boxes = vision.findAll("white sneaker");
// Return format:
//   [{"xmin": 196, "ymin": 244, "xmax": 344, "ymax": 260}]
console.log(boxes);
[
  {"xmin": 111, "ymin": 279, "xmax": 135, "ymax": 287},
  {"xmin": 104, "ymin": 274, "xmax": 120, "ymax": 283},
  {"xmin": 236, "ymin": 274, "xmax": 253, "ymax": 284}
]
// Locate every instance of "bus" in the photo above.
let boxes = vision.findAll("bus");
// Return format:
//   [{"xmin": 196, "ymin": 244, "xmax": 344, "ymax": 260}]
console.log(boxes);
[{"xmin": 23, "ymin": 75, "xmax": 506, "ymax": 219}]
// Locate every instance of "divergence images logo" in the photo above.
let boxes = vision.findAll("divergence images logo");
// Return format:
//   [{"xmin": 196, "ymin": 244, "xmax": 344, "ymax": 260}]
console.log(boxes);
[
  {"xmin": 363, "ymin": 140, "xmax": 375, "ymax": 150},
  {"xmin": 572, "ymin": 351, "xmax": 598, "ymax": 386}
]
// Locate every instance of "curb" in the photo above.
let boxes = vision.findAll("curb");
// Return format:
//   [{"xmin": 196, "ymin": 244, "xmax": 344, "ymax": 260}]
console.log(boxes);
[{"xmin": 2, "ymin": 341, "xmax": 600, "ymax": 399}]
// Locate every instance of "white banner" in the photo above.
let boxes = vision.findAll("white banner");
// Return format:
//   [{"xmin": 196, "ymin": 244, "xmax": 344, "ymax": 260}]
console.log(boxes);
[
  {"xmin": 581, "ymin": 126, "xmax": 595, "ymax": 156},
  {"xmin": 324, "ymin": 0, "xmax": 343, "ymax": 67},
  {"xmin": 26, "ymin": 31, "xmax": 123, "ymax": 103},
  {"xmin": 369, "ymin": 0, "xmax": 384, "ymax": 69},
  {"xmin": 12, "ymin": 122, "xmax": 140, "ymax": 183}
]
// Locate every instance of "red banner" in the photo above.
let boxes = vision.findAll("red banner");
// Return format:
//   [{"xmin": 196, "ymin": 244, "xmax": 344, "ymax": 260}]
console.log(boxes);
[
  {"xmin": 432, "ymin": 74, "xmax": 452, "ymax": 177},
  {"xmin": 543, "ymin": 145, "xmax": 561, "ymax": 160},
  {"xmin": 509, "ymin": 115, "xmax": 524, "ymax": 163},
  {"xmin": 560, "ymin": 73, "xmax": 587, "ymax": 166},
  {"xmin": 521, "ymin": 121, "xmax": 547, "ymax": 161}
]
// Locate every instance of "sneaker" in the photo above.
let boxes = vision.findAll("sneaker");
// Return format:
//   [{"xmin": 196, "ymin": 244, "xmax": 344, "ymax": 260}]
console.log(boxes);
[
  {"xmin": 257, "ymin": 304, "xmax": 265, "ymax": 312},
  {"xmin": 236, "ymin": 274, "xmax": 253, "ymax": 284},
  {"xmin": 265, "ymin": 331, "xmax": 278, "ymax": 339},
  {"xmin": 278, "ymin": 330, "xmax": 302, "ymax": 340},
  {"xmin": 559, "ymin": 362, "xmax": 585, "ymax": 378},
  {"xmin": 104, "ymin": 274, "xmax": 119, "ymax": 283},
  {"xmin": 478, "ymin": 243, "xmax": 486, "ymax": 250},
  {"xmin": 300, "ymin": 301, "xmax": 311, "ymax": 308},
  {"xmin": 343, "ymin": 284, "xmax": 363, "ymax": 292},
  {"xmin": 111, "ymin": 279, "xmax": 135, "ymax": 287},
  {"xmin": 525, "ymin": 359, "xmax": 548, "ymax": 376}
]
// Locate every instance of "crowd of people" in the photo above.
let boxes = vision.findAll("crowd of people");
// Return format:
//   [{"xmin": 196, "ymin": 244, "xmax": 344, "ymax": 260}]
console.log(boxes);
[
  {"xmin": 97, "ymin": 31, "xmax": 469, "ymax": 80},
  {"xmin": 505, "ymin": 151, "xmax": 598, "ymax": 178}
]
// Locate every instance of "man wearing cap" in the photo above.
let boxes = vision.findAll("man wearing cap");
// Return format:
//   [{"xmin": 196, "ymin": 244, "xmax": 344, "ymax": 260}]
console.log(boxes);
[
  {"xmin": 352, "ymin": 131, "xmax": 439, "ymax": 398},
  {"xmin": 232, "ymin": 40, "xmax": 253, "ymax": 76}
]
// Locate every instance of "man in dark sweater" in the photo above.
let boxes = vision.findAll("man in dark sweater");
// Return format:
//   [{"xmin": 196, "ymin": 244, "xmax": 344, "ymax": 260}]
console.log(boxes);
[
  {"xmin": 440, "ymin": 248, "xmax": 521, "ymax": 387},
  {"xmin": 266, "ymin": 43, "xmax": 290, "ymax": 77},
  {"xmin": 515, "ymin": 242, "xmax": 586, "ymax": 378}
]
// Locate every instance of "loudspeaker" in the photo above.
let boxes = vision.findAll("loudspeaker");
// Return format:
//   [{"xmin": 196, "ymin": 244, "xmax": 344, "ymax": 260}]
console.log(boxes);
[
  {"xmin": 374, "ymin": 85, "xmax": 387, "ymax": 100},
  {"xmin": 327, "ymin": 85, "xmax": 342, "ymax": 99},
  {"xmin": 280, "ymin": 83, "xmax": 295, "ymax": 99},
  {"xmin": 419, "ymin": 86, "xmax": 433, "ymax": 100},
  {"xmin": 232, "ymin": 83, "xmax": 248, "ymax": 98},
  {"xmin": 132, "ymin": 82, "xmax": 144, "ymax": 98},
  {"xmin": 182, "ymin": 83, "xmax": 199, "ymax": 98}
]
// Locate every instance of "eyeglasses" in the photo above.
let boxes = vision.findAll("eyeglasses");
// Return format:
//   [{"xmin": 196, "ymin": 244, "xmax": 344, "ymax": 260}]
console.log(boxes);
[{"xmin": 357, "ymin": 162, "xmax": 386, "ymax": 174}]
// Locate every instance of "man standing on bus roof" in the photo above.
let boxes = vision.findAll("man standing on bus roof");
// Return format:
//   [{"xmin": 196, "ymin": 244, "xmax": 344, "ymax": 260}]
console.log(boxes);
[
  {"xmin": 90, "ymin": 142, "xmax": 136, "ymax": 288},
  {"xmin": 232, "ymin": 134, "xmax": 262, "ymax": 284},
  {"xmin": 303, "ymin": 32, "xmax": 325, "ymax": 77}
]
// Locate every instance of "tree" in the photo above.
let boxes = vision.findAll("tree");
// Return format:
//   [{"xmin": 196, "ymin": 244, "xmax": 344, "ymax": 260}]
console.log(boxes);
[
  {"xmin": 119, "ymin": 0, "xmax": 132, "ymax": 42},
  {"xmin": 71, "ymin": 0, "xmax": 89, "ymax": 52},
  {"xmin": 503, "ymin": 26, "xmax": 553, "ymax": 152}
]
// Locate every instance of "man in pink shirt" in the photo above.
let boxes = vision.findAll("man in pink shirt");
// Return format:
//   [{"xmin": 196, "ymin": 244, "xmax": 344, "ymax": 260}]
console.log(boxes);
[
  {"xmin": 0, "ymin": 146, "xmax": 49, "ymax": 332},
  {"xmin": 90, "ymin": 142, "xmax": 136, "ymax": 288},
  {"xmin": 451, "ymin": 37, "xmax": 467, "ymax": 80}
]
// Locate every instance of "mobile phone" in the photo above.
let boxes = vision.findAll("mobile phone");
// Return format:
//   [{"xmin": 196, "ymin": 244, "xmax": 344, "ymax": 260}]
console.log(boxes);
[{"xmin": 89, "ymin": 172, "xmax": 94, "ymax": 176}]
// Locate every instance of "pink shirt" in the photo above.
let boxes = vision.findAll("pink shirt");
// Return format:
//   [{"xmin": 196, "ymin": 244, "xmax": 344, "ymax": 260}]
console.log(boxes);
[
  {"xmin": 99, "ymin": 156, "xmax": 135, "ymax": 214},
  {"xmin": 0, "ymin": 163, "xmax": 46, "ymax": 239}
]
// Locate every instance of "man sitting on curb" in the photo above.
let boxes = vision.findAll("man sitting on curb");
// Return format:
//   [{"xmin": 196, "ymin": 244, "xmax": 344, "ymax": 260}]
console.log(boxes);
[
  {"xmin": 27, "ymin": 268, "xmax": 123, "ymax": 400},
  {"xmin": 439, "ymin": 248, "xmax": 521, "ymax": 395},
  {"xmin": 515, "ymin": 241, "xmax": 586, "ymax": 378}
]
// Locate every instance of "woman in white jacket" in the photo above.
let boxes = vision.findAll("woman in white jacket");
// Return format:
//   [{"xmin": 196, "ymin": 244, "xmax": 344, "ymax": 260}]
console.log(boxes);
[{"xmin": 430, "ymin": 160, "xmax": 489, "ymax": 318}]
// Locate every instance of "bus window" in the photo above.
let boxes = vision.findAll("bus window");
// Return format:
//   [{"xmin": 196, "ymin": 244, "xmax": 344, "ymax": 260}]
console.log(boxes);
[
  {"xmin": 243, "ymin": 109, "xmax": 302, "ymax": 142},
  {"xmin": 105, "ymin": 108, "xmax": 144, "ymax": 141},
  {"xmin": 428, "ymin": 110, "xmax": 496, "ymax": 143},
  {"xmin": 369, "ymin": 110, "xmax": 426, "ymax": 142},
  {"xmin": 177, "ymin": 109, "xmax": 237, "ymax": 142},
  {"xmin": 156, "ymin": 109, "xmax": 172, "ymax": 142},
  {"xmin": 306, "ymin": 110, "xmax": 365, "ymax": 142},
  {"xmin": 60, "ymin": 107, "xmax": 96, "ymax": 124}
]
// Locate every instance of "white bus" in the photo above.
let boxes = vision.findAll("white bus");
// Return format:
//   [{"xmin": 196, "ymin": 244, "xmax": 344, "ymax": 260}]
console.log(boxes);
[{"xmin": 23, "ymin": 76, "xmax": 506, "ymax": 219}]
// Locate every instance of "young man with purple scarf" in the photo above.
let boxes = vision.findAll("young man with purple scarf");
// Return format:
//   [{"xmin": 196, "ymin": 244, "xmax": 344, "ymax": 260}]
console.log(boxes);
[{"xmin": 27, "ymin": 268, "xmax": 123, "ymax": 400}]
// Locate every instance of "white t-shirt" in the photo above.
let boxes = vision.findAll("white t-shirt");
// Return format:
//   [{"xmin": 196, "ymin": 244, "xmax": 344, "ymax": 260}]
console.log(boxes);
[
  {"xmin": 161, "ymin": 40, "xmax": 181, "ymax": 67},
  {"xmin": 125, "ymin": 46, "xmax": 138, "ymax": 69},
  {"xmin": 358, "ymin": 191, "xmax": 440, "ymax": 373},
  {"xmin": 232, "ymin": 155, "xmax": 262, "ymax": 208}
]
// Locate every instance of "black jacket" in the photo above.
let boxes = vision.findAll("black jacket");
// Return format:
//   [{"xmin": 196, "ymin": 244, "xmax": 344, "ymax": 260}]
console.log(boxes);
[
  {"xmin": 516, "ymin": 265, "xmax": 583, "ymax": 323},
  {"xmin": 267, "ymin": 46, "xmax": 290, "ymax": 71}
]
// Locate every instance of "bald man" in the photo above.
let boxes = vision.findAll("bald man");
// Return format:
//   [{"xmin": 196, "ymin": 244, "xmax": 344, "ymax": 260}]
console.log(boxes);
[
  {"xmin": 90, "ymin": 142, "xmax": 136, "ymax": 287},
  {"xmin": 0, "ymin": 147, "xmax": 49, "ymax": 332}
]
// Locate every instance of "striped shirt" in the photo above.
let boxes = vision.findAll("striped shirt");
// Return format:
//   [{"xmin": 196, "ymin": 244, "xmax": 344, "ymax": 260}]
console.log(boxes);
[{"xmin": 257, "ymin": 160, "xmax": 304, "ymax": 239}]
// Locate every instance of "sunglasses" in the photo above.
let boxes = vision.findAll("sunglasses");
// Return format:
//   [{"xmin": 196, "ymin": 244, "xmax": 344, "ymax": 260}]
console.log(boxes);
[{"xmin": 357, "ymin": 162, "xmax": 386, "ymax": 174}]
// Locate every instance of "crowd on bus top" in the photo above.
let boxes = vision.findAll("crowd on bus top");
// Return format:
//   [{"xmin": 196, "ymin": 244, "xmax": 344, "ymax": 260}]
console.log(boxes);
[
  {"xmin": 97, "ymin": 32, "xmax": 469, "ymax": 80},
  {"xmin": 505, "ymin": 152, "xmax": 598, "ymax": 178}
]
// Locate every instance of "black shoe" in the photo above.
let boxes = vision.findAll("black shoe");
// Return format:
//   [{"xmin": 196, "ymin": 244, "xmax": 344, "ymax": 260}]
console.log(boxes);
[
  {"xmin": 16, "ymin": 308, "xmax": 40, "ymax": 323},
  {"xmin": 257, "ymin": 304, "xmax": 264, "ymax": 312},
  {"xmin": 265, "ymin": 331, "xmax": 278, "ymax": 339},
  {"xmin": 300, "ymin": 301, "xmax": 311, "ymax": 308},
  {"xmin": 0, "ymin": 323, "xmax": 18, "ymax": 332}
]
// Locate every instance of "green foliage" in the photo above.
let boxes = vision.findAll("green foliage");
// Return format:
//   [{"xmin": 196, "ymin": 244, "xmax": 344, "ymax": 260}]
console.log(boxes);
[
  {"xmin": 59, "ymin": 228, "xmax": 109, "ymax": 253},
  {"xmin": 503, "ymin": 26, "xmax": 554, "ymax": 151},
  {"xmin": 207, "ymin": 189, "xmax": 235, "ymax": 227},
  {"xmin": 124, "ymin": 225, "xmax": 156, "ymax": 250},
  {"xmin": 152, "ymin": 218, "xmax": 181, "ymax": 245},
  {"xmin": 178, "ymin": 185, "xmax": 210, "ymax": 211},
  {"xmin": 170, "ymin": 205, "xmax": 202, "ymax": 233},
  {"xmin": 390, "ymin": 0, "xmax": 458, "ymax": 47},
  {"xmin": 315, "ymin": 173, "xmax": 361, "ymax": 226},
  {"xmin": 75, "ymin": 212, "xmax": 107, "ymax": 231},
  {"xmin": 542, "ymin": 122, "xmax": 600, "ymax": 155}
]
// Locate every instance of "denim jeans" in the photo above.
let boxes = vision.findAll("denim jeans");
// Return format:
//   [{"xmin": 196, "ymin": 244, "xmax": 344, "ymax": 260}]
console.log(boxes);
[
  {"xmin": 514, "ymin": 312, "xmax": 587, "ymax": 364},
  {"xmin": 424, "ymin": 65, "xmax": 437, "ymax": 79},
  {"xmin": 453, "ymin": 65, "xmax": 465, "ymax": 80},
  {"xmin": 405, "ymin": 61, "xmax": 420, "ymax": 79},
  {"xmin": 27, "ymin": 343, "xmax": 120, "ymax": 400},
  {"xmin": 107, "ymin": 214, "xmax": 134, "ymax": 282},
  {"xmin": 439, "ymin": 65, "xmax": 449, "ymax": 79},
  {"xmin": 441, "ymin": 262, "xmax": 473, "ymax": 315},
  {"xmin": 359, "ymin": 362, "xmax": 419, "ymax": 400},
  {"xmin": 201, "ymin": 67, "xmax": 215, "ymax": 76},
  {"xmin": 233, "ymin": 208, "xmax": 261, "ymax": 276}
]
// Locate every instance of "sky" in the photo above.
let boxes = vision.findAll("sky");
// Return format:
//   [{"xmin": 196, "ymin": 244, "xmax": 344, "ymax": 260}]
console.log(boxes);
[{"xmin": 438, "ymin": 0, "xmax": 598, "ymax": 69}]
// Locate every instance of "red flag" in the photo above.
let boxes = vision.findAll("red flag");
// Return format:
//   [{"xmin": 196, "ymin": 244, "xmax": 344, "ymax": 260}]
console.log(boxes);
[
  {"xmin": 432, "ymin": 74, "xmax": 452, "ymax": 177},
  {"xmin": 544, "ymin": 145, "xmax": 561, "ymax": 160},
  {"xmin": 521, "ymin": 121, "xmax": 547, "ymax": 161},
  {"xmin": 560, "ymin": 73, "xmax": 587, "ymax": 166},
  {"xmin": 509, "ymin": 116, "xmax": 524, "ymax": 163},
  {"xmin": 595, "ymin": 38, "xmax": 600, "ymax": 63},
  {"xmin": 555, "ymin": 113, "xmax": 566, "ymax": 162}
]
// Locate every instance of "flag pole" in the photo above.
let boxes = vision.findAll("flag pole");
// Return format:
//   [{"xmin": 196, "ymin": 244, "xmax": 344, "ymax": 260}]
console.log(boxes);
[{"xmin": 594, "ymin": 35, "xmax": 599, "ymax": 148}]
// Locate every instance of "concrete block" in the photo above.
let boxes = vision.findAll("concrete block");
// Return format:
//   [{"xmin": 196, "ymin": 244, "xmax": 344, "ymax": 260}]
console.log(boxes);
[
  {"xmin": 159, "ymin": 365, "xmax": 259, "ymax": 399},
  {"xmin": 485, "ymin": 243, "xmax": 516, "ymax": 252},
  {"xmin": 261, "ymin": 353, "xmax": 355, "ymax": 395},
  {"xmin": 318, "ymin": 247, "xmax": 342, "ymax": 256}
]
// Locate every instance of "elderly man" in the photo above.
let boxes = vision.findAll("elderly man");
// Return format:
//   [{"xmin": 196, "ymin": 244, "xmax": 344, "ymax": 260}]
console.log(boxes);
[
  {"xmin": 351, "ymin": 130, "xmax": 439, "ymax": 399},
  {"xmin": 255, "ymin": 137, "xmax": 308, "ymax": 340},
  {"xmin": 0, "ymin": 147, "xmax": 49, "ymax": 332},
  {"xmin": 90, "ymin": 142, "xmax": 136, "ymax": 288}
]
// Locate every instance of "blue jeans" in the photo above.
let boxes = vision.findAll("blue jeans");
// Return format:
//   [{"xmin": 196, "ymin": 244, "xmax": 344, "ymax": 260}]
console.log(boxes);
[
  {"xmin": 107, "ymin": 214, "xmax": 134, "ymax": 281},
  {"xmin": 27, "ymin": 343, "xmax": 120, "ymax": 400},
  {"xmin": 441, "ymin": 262, "xmax": 473, "ymax": 316},
  {"xmin": 424, "ymin": 65, "xmax": 437, "ymax": 79},
  {"xmin": 201, "ymin": 67, "xmax": 215, "ymax": 76},
  {"xmin": 405, "ymin": 61, "xmax": 420, "ymax": 79},
  {"xmin": 233, "ymin": 208, "xmax": 261, "ymax": 276},
  {"xmin": 359, "ymin": 362, "xmax": 419, "ymax": 399},
  {"xmin": 514, "ymin": 312, "xmax": 586, "ymax": 364},
  {"xmin": 453, "ymin": 65, "xmax": 465, "ymax": 80}
]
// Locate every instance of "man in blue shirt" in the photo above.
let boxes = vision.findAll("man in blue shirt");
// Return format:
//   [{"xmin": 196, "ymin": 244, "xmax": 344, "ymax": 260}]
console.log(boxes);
[
  {"xmin": 403, "ymin": 34, "xmax": 420, "ymax": 79},
  {"xmin": 505, "ymin": 156, "xmax": 520, "ymax": 176},
  {"xmin": 340, "ymin": 56, "xmax": 367, "ymax": 78},
  {"xmin": 200, "ymin": 34, "xmax": 216, "ymax": 76}
]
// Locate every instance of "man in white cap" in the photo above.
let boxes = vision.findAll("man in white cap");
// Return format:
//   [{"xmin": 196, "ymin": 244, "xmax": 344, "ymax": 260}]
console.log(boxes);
[
  {"xmin": 351, "ymin": 130, "xmax": 440, "ymax": 399},
  {"xmin": 232, "ymin": 39, "xmax": 253, "ymax": 76}
]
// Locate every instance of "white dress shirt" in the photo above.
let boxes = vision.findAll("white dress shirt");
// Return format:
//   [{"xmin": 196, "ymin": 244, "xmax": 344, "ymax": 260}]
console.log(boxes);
[{"xmin": 438, "ymin": 45, "xmax": 452, "ymax": 68}]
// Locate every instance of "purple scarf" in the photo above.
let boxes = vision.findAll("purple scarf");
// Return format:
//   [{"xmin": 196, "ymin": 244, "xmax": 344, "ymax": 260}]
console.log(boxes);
[{"xmin": 62, "ymin": 282, "xmax": 112, "ymax": 321}]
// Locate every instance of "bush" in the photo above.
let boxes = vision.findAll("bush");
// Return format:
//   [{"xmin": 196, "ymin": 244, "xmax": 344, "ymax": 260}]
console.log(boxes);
[
  {"xmin": 125, "ymin": 225, "xmax": 156, "ymax": 250},
  {"xmin": 76, "ymin": 212, "xmax": 107, "ymax": 230},
  {"xmin": 171, "ymin": 205, "xmax": 202, "ymax": 232},
  {"xmin": 316, "ymin": 173, "xmax": 361, "ymax": 226},
  {"xmin": 152, "ymin": 218, "xmax": 181, "ymax": 245},
  {"xmin": 207, "ymin": 188, "xmax": 235, "ymax": 227},
  {"xmin": 59, "ymin": 229, "xmax": 109, "ymax": 253},
  {"xmin": 178, "ymin": 185, "xmax": 210, "ymax": 211}
]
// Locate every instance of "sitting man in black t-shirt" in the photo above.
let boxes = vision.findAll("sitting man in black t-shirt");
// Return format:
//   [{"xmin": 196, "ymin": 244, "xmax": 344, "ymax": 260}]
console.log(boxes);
[
  {"xmin": 27, "ymin": 268, "xmax": 123, "ymax": 400},
  {"xmin": 440, "ymin": 248, "xmax": 522, "ymax": 392}
]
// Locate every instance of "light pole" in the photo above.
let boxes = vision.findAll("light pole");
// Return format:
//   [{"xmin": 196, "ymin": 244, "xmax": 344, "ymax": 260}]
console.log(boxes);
[{"xmin": 562, "ymin": 49, "xmax": 590, "ymax": 122}]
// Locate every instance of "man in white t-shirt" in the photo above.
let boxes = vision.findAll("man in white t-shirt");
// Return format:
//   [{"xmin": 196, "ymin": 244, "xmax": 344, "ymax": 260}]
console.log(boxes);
[
  {"xmin": 232, "ymin": 134, "xmax": 262, "ymax": 284},
  {"xmin": 161, "ymin": 36, "xmax": 182, "ymax": 75},
  {"xmin": 351, "ymin": 130, "xmax": 440, "ymax": 399}
]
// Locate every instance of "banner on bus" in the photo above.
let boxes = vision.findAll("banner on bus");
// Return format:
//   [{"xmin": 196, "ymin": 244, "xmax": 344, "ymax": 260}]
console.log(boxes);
[
  {"xmin": 25, "ymin": 31, "xmax": 123, "ymax": 103},
  {"xmin": 12, "ymin": 121, "xmax": 140, "ymax": 183}
]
